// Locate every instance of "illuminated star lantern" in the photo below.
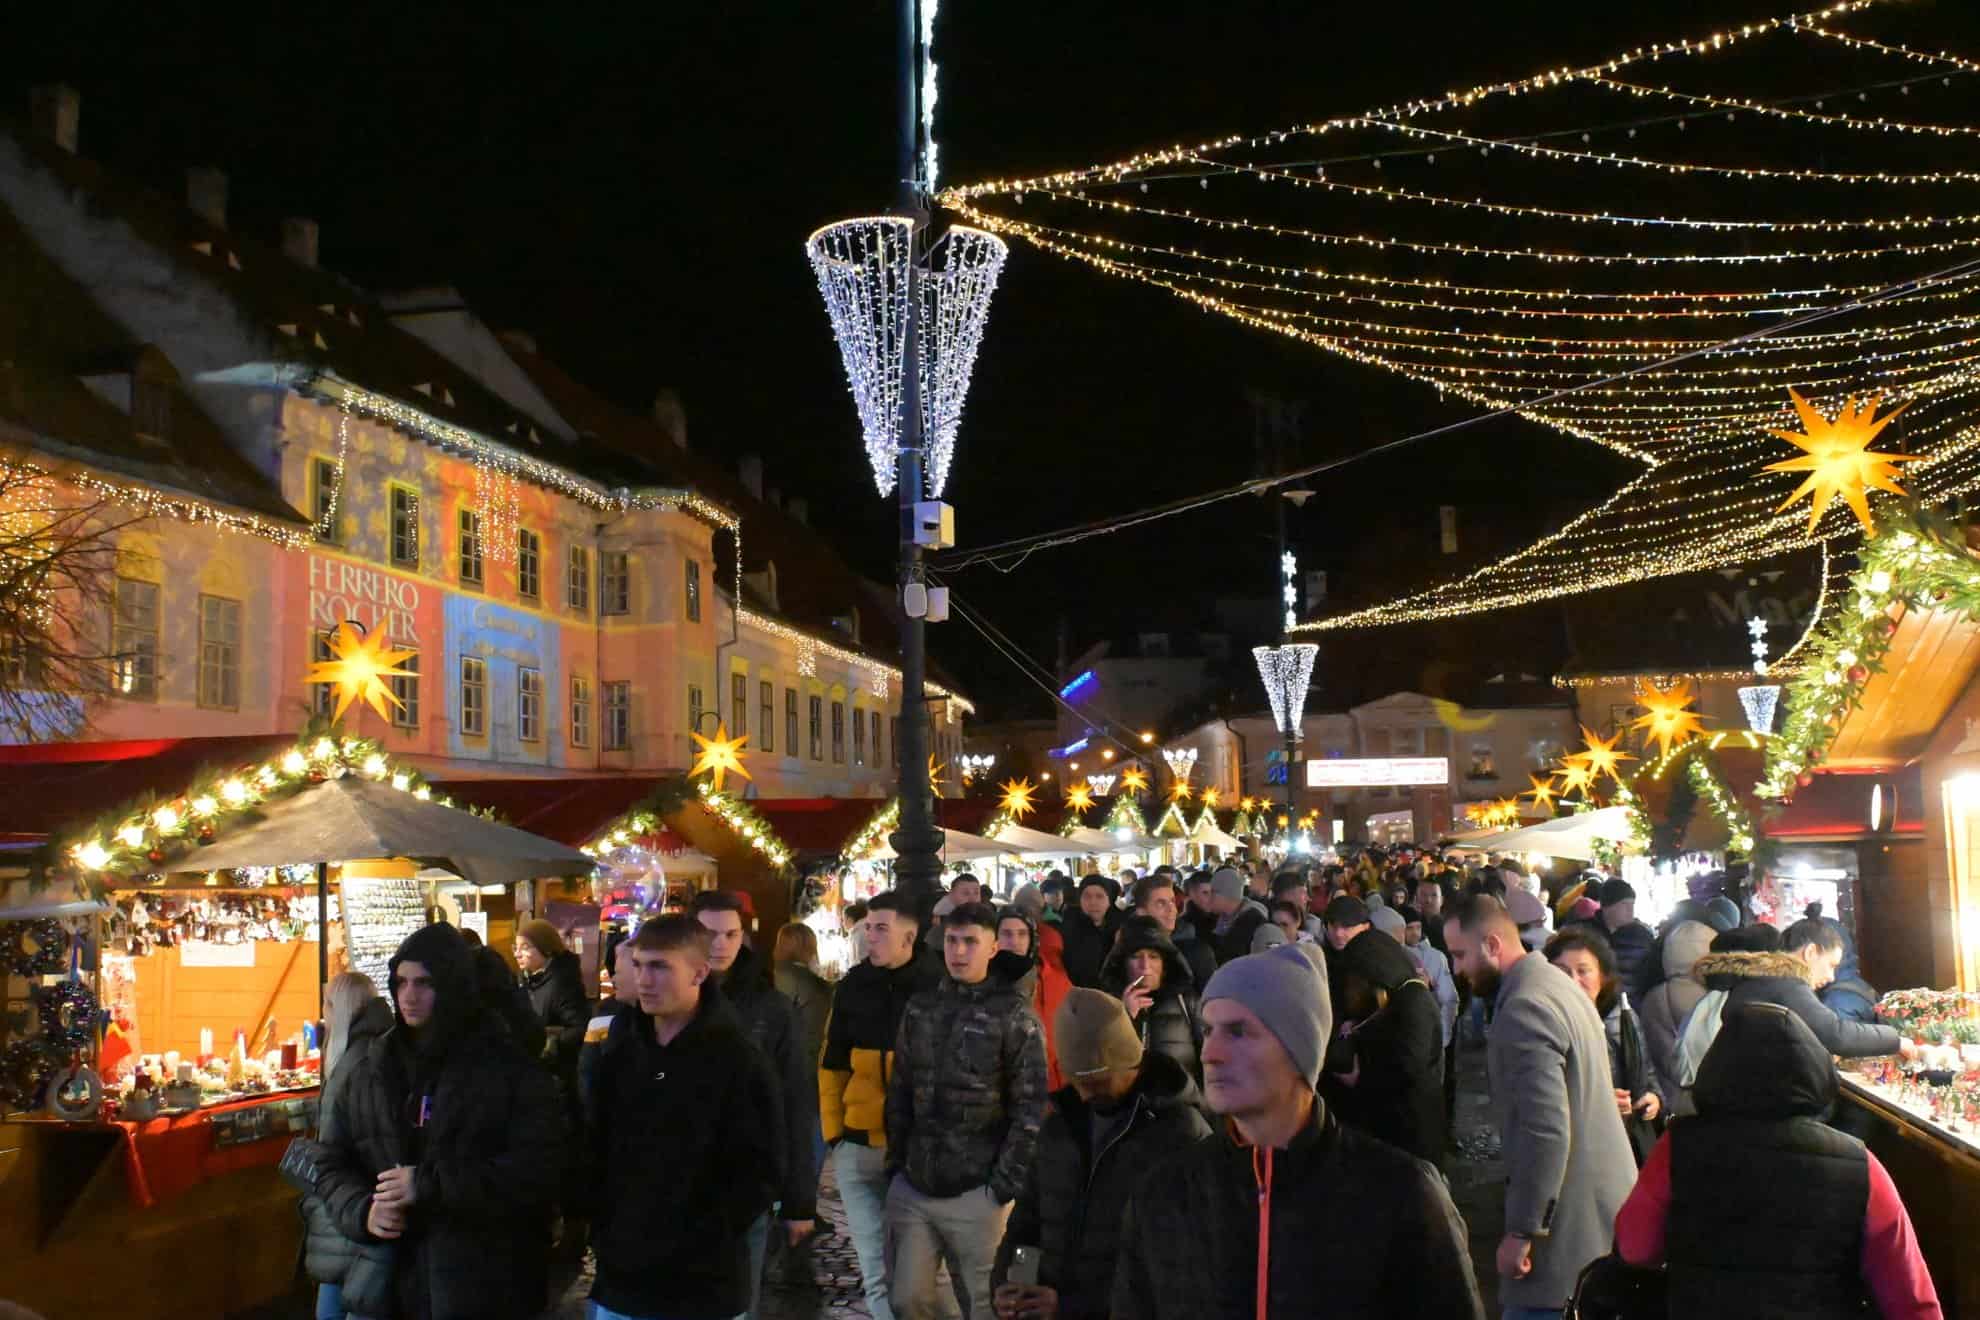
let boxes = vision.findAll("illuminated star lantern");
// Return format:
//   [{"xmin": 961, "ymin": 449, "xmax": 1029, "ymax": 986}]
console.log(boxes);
[
  {"xmin": 998, "ymin": 776, "xmax": 1039, "ymax": 821},
  {"xmin": 305, "ymin": 620, "xmax": 415, "ymax": 722},
  {"xmin": 1239, "ymin": 796, "xmax": 1257, "ymax": 813},
  {"xmin": 1168, "ymin": 780, "xmax": 1193, "ymax": 803},
  {"xmin": 1576, "ymin": 725, "xmax": 1636, "ymax": 786},
  {"xmin": 1118, "ymin": 765, "xmax": 1150, "ymax": 797},
  {"xmin": 1632, "ymin": 677, "xmax": 1709, "ymax": 760},
  {"xmin": 1765, "ymin": 389, "xmax": 1918, "ymax": 537},
  {"xmin": 1064, "ymin": 783, "xmax": 1095, "ymax": 813},
  {"xmin": 1524, "ymin": 774, "xmax": 1559, "ymax": 813},
  {"xmin": 1201, "ymin": 786, "xmax": 1222, "ymax": 808},
  {"xmin": 689, "ymin": 723, "xmax": 753, "ymax": 793},
  {"xmin": 928, "ymin": 756, "xmax": 948, "ymax": 795},
  {"xmin": 1557, "ymin": 757, "xmax": 1597, "ymax": 800}
]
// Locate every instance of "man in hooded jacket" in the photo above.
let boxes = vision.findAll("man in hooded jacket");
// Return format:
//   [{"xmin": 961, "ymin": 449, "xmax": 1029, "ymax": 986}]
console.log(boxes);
[
  {"xmin": 1322, "ymin": 927, "xmax": 1446, "ymax": 1166},
  {"xmin": 313, "ymin": 922, "xmax": 564, "ymax": 1320}
]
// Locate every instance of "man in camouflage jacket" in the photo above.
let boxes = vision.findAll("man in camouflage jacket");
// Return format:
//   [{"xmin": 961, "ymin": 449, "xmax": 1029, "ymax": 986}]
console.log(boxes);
[{"xmin": 884, "ymin": 901, "xmax": 1048, "ymax": 1320}]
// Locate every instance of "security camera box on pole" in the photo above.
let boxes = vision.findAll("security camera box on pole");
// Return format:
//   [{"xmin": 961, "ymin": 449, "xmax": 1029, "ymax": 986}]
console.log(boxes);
[{"xmin": 912, "ymin": 500, "xmax": 955, "ymax": 549}]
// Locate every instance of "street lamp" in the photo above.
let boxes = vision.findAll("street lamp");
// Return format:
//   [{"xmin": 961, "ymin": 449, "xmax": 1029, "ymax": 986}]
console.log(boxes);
[
  {"xmin": 805, "ymin": 0, "xmax": 1008, "ymax": 907},
  {"xmin": 1254, "ymin": 644, "xmax": 1319, "ymax": 822}
]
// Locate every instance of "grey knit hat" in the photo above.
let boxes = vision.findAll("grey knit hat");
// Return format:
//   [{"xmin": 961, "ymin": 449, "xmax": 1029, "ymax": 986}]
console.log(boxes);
[
  {"xmin": 1209, "ymin": 866, "xmax": 1246, "ymax": 902},
  {"xmin": 1368, "ymin": 906, "xmax": 1406, "ymax": 940},
  {"xmin": 1203, "ymin": 943, "xmax": 1333, "ymax": 1089}
]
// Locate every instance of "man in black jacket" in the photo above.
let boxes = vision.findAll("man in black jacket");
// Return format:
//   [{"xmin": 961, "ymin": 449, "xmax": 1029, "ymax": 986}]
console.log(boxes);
[
  {"xmin": 1207, "ymin": 866, "xmax": 1278, "ymax": 966},
  {"xmin": 1588, "ymin": 879, "xmax": 1658, "ymax": 999},
  {"xmin": 991, "ymin": 990, "xmax": 1210, "ymax": 1320},
  {"xmin": 586, "ymin": 915, "xmax": 784, "ymax": 1320},
  {"xmin": 692, "ymin": 890, "xmax": 817, "ymax": 1316},
  {"xmin": 885, "ymin": 901, "xmax": 1048, "ymax": 1320},
  {"xmin": 314, "ymin": 923, "xmax": 564, "ymax": 1320},
  {"xmin": 1057, "ymin": 875, "xmax": 1121, "ymax": 988},
  {"xmin": 1111, "ymin": 942, "xmax": 1483, "ymax": 1320}
]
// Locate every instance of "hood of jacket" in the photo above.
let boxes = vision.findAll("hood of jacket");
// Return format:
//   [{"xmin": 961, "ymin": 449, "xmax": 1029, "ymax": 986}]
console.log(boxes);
[
  {"xmin": 1696, "ymin": 950, "xmax": 1815, "ymax": 991},
  {"xmin": 1693, "ymin": 1001, "xmax": 1837, "ymax": 1119},
  {"xmin": 1661, "ymin": 920, "xmax": 1718, "ymax": 981},
  {"xmin": 996, "ymin": 904, "xmax": 1041, "ymax": 970},
  {"xmin": 1336, "ymin": 927, "xmax": 1422, "ymax": 992},
  {"xmin": 1100, "ymin": 915, "xmax": 1194, "ymax": 994},
  {"xmin": 525, "ymin": 948, "xmax": 582, "ymax": 988},
  {"xmin": 987, "ymin": 947, "xmax": 1034, "ymax": 987}
]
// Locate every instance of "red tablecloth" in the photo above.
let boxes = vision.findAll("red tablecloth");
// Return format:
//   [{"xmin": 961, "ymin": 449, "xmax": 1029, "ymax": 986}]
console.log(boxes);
[{"xmin": 115, "ymin": 1087, "xmax": 318, "ymax": 1209}]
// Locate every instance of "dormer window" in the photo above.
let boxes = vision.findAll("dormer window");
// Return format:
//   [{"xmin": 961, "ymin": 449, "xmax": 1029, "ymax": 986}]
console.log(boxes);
[{"xmin": 132, "ymin": 377, "xmax": 171, "ymax": 442}]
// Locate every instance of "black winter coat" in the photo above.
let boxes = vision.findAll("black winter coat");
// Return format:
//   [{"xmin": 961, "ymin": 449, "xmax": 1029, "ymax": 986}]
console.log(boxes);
[
  {"xmin": 1323, "ymin": 929, "xmax": 1446, "ymax": 1165},
  {"xmin": 522, "ymin": 949, "xmax": 589, "ymax": 1086},
  {"xmin": 1212, "ymin": 903, "xmax": 1272, "ymax": 967},
  {"xmin": 1604, "ymin": 999, "xmax": 1659, "ymax": 1167},
  {"xmin": 1700, "ymin": 950, "xmax": 1901, "ymax": 1059},
  {"xmin": 585, "ymin": 980, "xmax": 785, "ymax": 1320},
  {"xmin": 300, "ymin": 997, "xmax": 395, "ymax": 1287},
  {"xmin": 1666, "ymin": 1003, "xmax": 1874, "ymax": 1319},
  {"xmin": 1099, "ymin": 919, "xmax": 1202, "ymax": 1085},
  {"xmin": 314, "ymin": 1019, "xmax": 564, "ymax": 1320},
  {"xmin": 1111, "ymin": 1097, "xmax": 1484, "ymax": 1320},
  {"xmin": 1605, "ymin": 917, "xmax": 1658, "ymax": 1001},
  {"xmin": 722, "ymin": 943, "xmax": 820, "ymax": 1221},
  {"xmin": 1058, "ymin": 908, "xmax": 1122, "ymax": 988},
  {"xmin": 991, "ymin": 1053, "xmax": 1211, "ymax": 1320}
]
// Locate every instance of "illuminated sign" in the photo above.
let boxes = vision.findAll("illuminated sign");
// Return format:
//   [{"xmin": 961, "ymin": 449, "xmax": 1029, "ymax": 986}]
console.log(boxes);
[
  {"xmin": 309, "ymin": 555, "xmax": 421, "ymax": 644},
  {"xmin": 1059, "ymin": 670, "xmax": 1096, "ymax": 700},
  {"xmin": 1307, "ymin": 757, "xmax": 1449, "ymax": 788}
]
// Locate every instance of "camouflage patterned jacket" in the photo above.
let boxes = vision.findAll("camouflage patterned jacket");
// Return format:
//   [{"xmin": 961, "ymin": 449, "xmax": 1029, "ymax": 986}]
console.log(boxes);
[{"xmin": 884, "ymin": 949, "xmax": 1048, "ymax": 1204}]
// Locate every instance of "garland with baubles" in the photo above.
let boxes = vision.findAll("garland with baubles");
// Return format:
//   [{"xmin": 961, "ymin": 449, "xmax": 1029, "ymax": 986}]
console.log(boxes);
[{"xmin": 2, "ymin": 917, "xmax": 68, "ymax": 976}]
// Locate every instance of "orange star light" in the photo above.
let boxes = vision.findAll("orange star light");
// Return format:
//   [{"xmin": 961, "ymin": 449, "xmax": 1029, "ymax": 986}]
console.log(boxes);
[
  {"xmin": 690, "ymin": 722, "xmax": 753, "ymax": 793},
  {"xmin": 1576, "ymin": 725, "xmax": 1636, "ymax": 786},
  {"xmin": 1168, "ymin": 780, "xmax": 1193, "ymax": 803},
  {"xmin": 928, "ymin": 756, "xmax": 948, "ymax": 794},
  {"xmin": 1118, "ymin": 765, "xmax": 1150, "ymax": 797},
  {"xmin": 305, "ymin": 621, "xmax": 416, "ymax": 722},
  {"xmin": 998, "ymin": 776, "xmax": 1038, "ymax": 821},
  {"xmin": 1765, "ymin": 389, "xmax": 1918, "ymax": 537},
  {"xmin": 1524, "ymin": 774, "xmax": 1559, "ymax": 813},
  {"xmin": 1200, "ymin": 786, "xmax": 1222, "ymax": 808},
  {"xmin": 1239, "ymin": 796, "xmax": 1257, "ymax": 812},
  {"xmin": 1632, "ymin": 677, "xmax": 1709, "ymax": 760},
  {"xmin": 1064, "ymin": 783, "xmax": 1095, "ymax": 813},
  {"xmin": 1557, "ymin": 758, "xmax": 1596, "ymax": 799}
]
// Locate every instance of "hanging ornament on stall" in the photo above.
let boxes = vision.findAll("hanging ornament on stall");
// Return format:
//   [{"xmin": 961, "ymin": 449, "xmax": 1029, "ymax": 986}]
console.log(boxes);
[
  {"xmin": 1087, "ymin": 772, "xmax": 1116, "ymax": 798},
  {"xmin": 2, "ymin": 918, "xmax": 68, "ymax": 977},
  {"xmin": 1063, "ymin": 783, "xmax": 1094, "ymax": 814},
  {"xmin": 1765, "ymin": 389, "xmax": 1918, "ymax": 538},
  {"xmin": 1118, "ymin": 765, "xmax": 1150, "ymax": 798},
  {"xmin": 689, "ymin": 723, "xmax": 753, "ymax": 794},
  {"xmin": 1161, "ymin": 746, "xmax": 1198, "ymax": 786},
  {"xmin": 1168, "ymin": 780, "xmax": 1193, "ymax": 803},
  {"xmin": 998, "ymin": 777, "xmax": 1038, "ymax": 821},
  {"xmin": 1200, "ymin": 786, "xmax": 1222, "ymax": 808},
  {"xmin": 1524, "ymin": 774, "xmax": 1560, "ymax": 814},
  {"xmin": 1576, "ymin": 726, "xmax": 1636, "ymax": 786},
  {"xmin": 927, "ymin": 756, "xmax": 949, "ymax": 795},
  {"xmin": 1632, "ymin": 677, "xmax": 1711, "ymax": 759},
  {"xmin": 305, "ymin": 621, "xmax": 416, "ymax": 722},
  {"xmin": 1557, "ymin": 757, "xmax": 1597, "ymax": 801}
]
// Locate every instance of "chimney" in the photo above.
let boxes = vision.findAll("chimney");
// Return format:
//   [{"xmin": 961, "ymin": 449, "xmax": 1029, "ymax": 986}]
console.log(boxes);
[
  {"xmin": 738, "ymin": 454, "xmax": 764, "ymax": 501},
  {"xmin": 651, "ymin": 389, "xmax": 687, "ymax": 449},
  {"xmin": 30, "ymin": 84, "xmax": 79, "ymax": 153},
  {"xmin": 281, "ymin": 217, "xmax": 319, "ymax": 268},
  {"xmin": 187, "ymin": 167, "xmax": 228, "ymax": 229},
  {"xmin": 787, "ymin": 497, "xmax": 809, "ymax": 526}
]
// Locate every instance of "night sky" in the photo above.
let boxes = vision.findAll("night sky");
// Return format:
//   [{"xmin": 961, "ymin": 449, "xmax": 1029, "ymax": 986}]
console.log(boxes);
[{"xmin": 8, "ymin": 1, "xmax": 1974, "ymax": 718}]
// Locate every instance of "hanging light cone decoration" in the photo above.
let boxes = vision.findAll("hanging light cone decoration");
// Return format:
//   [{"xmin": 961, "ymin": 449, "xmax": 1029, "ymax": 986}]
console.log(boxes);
[
  {"xmin": 1765, "ymin": 388, "xmax": 1918, "ymax": 538},
  {"xmin": 1087, "ymin": 772, "xmax": 1116, "ymax": 798},
  {"xmin": 1253, "ymin": 644, "xmax": 1320, "ymax": 738},
  {"xmin": 689, "ymin": 723, "xmax": 753, "ymax": 794},
  {"xmin": 1632, "ymin": 677, "xmax": 1710, "ymax": 760},
  {"xmin": 998, "ymin": 776, "xmax": 1038, "ymax": 821},
  {"xmin": 1118, "ymin": 765, "xmax": 1151, "ymax": 797},
  {"xmin": 1161, "ymin": 746, "xmax": 1198, "ymax": 785},
  {"xmin": 1576, "ymin": 725, "xmax": 1636, "ymax": 786},
  {"xmin": 305, "ymin": 620, "xmax": 415, "ymax": 722},
  {"xmin": 1738, "ymin": 684, "xmax": 1783, "ymax": 735}
]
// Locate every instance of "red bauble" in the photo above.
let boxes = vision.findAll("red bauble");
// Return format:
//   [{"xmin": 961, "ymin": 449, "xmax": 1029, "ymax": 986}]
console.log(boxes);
[
  {"xmin": 1847, "ymin": 664, "xmax": 1870, "ymax": 685},
  {"xmin": 146, "ymin": 848, "xmax": 165, "ymax": 865},
  {"xmin": 1881, "ymin": 616, "xmax": 1901, "ymax": 637},
  {"xmin": 1797, "ymin": 771, "xmax": 1815, "ymax": 788},
  {"xmin": 197, "ymin": 825, "xmax": 215, "ymax": 845}
]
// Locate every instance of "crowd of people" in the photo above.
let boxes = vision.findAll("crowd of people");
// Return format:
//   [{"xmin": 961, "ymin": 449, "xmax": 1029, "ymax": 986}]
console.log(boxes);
[{"xmin": 286, "ymin": 845, "xmax": 1949, "ymax": 1320}]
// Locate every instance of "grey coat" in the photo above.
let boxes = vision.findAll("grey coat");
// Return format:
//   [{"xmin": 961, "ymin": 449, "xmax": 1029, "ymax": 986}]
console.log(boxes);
[
  {"xmin": 1637, "ymin": 919, "xmax": 1714, "ymax": 1101},
  {"xmin": 1487, "ymin": 952, "xmax": 1638, "ymax": 1311}
]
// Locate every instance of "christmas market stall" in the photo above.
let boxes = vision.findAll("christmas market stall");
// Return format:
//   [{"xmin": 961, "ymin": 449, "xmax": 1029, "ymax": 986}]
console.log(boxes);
[{"xmin": 0, "ymin": 730, "xmax": 590, "ymax": 1320}]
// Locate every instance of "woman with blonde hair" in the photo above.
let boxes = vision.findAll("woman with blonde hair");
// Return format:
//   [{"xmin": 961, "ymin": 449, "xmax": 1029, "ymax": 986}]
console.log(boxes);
[{"xmin": 303, "ymin": 970, "xmax": 394, "ymax": 1319}]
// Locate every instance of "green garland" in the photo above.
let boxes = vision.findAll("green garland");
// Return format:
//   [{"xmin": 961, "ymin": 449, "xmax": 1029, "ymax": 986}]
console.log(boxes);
[
  {"xmin": 579, "ymin": 775, "xmax": 794, "ymax": 870},
  {"xmin": 842, "ymin": 798, "xmax": 901, "ymax": 860},
  {"xmin": 1151, "ymin": 800, "xmax": 1192, "ymax": 838},
  {"xmin": 1614, "ymin": 737, "xmax": 1761, "ymax": 864},
  {"xmin": 1101, "ymin": 794, "xmax": 1149, "ymax": 838},
  {"xmin": 48, "ymin": 718, "xmax": 501, "ymax": 896},
  {"xmin": 1761, "ymin": 507, "xmax": 1980, "ymax": 799}
]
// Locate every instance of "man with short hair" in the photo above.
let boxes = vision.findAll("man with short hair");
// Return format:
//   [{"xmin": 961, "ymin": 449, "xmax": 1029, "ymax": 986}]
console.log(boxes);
[
  {"xmin": 1207, "ymin": 866, "xmax": 1280, "ymax": 965},
  {"xmin": 1271, "ymin": 872, "xmax": 1325, "ymax": 942},
  {"xmin": 1111, "ymin": 943, "xmax": 1482, "ymax": 1318},
  {"xmin": 1322, "ymin": 894, "xmax": 1371, "ymax": 952},
  {"xmin": 692, "ymin": 891, "xmax": 817, "ymax": 1316},
  {"xmin": 1059, "ymin": 875, "xmax": 1122, "ymax": 988},
  {"xmin": 1587, "ymin": 878, "xmax": 1656, "ymax": 997},
  {"xmin": 886, "ymin": 902, "xmax": 1048, "ymax": 1320},
  {"xmin": 1180, "ymin": 870, "xmax": 1218, "ymax": 945},
  {"xmin": 586, "ymin": 916, "xmax": 784, "ymax": 1320},
  {"xmin": 1445, "ymin": 896, "xmax": 1635, "ymax": 1320},
  {"xmin": 990, "ymin": 989, "xmax": 1209, "ymax": 1320},
  {"xmin": 820, "ymin": 893, "xmax": 939, "ymax": 1320},
  {"xmin": 1131, "ymin": 870, "xmax": 1216, "ymax": 990},
  {"xmin": 1735, "ymin": 917, "xmax": 1905, "ymax": 1060},
  {"xmin": 578, "ymin": 939, "xmax": 640, "ymax": 1111},
  {"xmin": 1038, "ymin": 874, "xmax": 1068, "ymax": 925},
  {"xmin": 1415, "ymin": 878, "xmax": 1450, "ymax": 956}
]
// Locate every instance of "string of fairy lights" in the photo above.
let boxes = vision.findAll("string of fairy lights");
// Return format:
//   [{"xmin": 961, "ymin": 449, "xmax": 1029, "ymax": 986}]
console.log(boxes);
[{"xmin": 935, "ymin": 1, "xmax": 1980, "ymax": 625}]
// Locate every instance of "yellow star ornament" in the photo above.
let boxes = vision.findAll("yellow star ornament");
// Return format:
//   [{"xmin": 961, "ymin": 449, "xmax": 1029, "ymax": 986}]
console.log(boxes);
[
  {"xmin": 1765, "ymin": 389, "xmax": 1917, "ymax": 537},
  {"xmin": 998, "ymin": 777, "xmax": 1038, "ymax": 821},
  {"xmin": 1557, "ymin": 757, "xmax": 1596, "ymax": 800},
  {"xmin": 1632, "ymin": 677, "xmax": 1709, "ymax": 760},
  {"xmin": 1064, "ymin": 784, "xmax": 1095, "ymax": 813},
  {"xmin": 1200, "ymin": 786, "xmax": 1222, "ymax": 808},
  {"xmin": 928, "ymin": 756, "xmax": 948, "ymax": 795},
  {"xmin": 1119, "ymin": 765, "xmax": 1150, "ymax": 797},
  {"xmin": 305, "ymin": 621, "xmax": 416, "ymax": 722},
  {"xmin": 1524, "ymin": 774, "xmax": 1559, "ymax": 813},
  {"xmin": 1168, "ymin": 780, "xmax": 1193, "ymax": 803},
  {"xmin": 1577, "ymin": 726, "xmax": 1636, "ymax": 786},
  {"xmin": 689, "ymin": 722, "xmax": 753, "ymax": 793}
]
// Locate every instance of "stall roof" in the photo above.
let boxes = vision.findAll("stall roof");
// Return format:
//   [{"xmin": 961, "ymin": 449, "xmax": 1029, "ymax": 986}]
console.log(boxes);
[
  {"xmin": 0, "ymin": 734, "xmax": 297, "ymax": 840},
  {"xmin": 430, "ymin": 781, "xmax": 888, "ymax": 857},
  {"xmin": 1766, "ymin": 765, "xmax": 1925, "ymax": 841},
  {"xmin": 1827, "ymin": 605, "xmax": 1980, "ymax": 769}
]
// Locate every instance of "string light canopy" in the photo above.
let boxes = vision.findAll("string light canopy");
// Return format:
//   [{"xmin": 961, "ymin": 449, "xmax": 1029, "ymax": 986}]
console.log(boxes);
[
  {"xmin": 1253, "ymin": 643, "xmax": 1320, "ymax": 737},
  {"xmin": 937, "ymin": 2, "xmax": 1980, "ymax": 624}
]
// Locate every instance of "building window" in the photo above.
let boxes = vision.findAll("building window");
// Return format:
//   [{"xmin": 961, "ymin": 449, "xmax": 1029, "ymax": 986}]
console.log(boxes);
[
  {"xmin": 132, "ymin": 377, "xmax": 172, "ymax": 441},
  {"xmin": 458, "ymin": 509, "xmax": 483, "ymax": 588},
  {"xmin": 517, "ymin": 530, "xmax": 541, "ymax": 600},
  {"xmin": 390, "ymin": 486, "xmax": 420, "ymax": 568},
  {"xmin": 0, "ymin": 641, "xmax": 42, "ymax": 689},
  {"xmin": 601, "ymin": 552, "xmax": 630, "ymax": 615},
  {"xmin": 197, "ymin": 595, "xmax": 241, "ymax": 710},
  {"xmin": 312, "ymin": 458, "xmax": 342, "ymax": 544},
  {"xmin": 309, "ymin": 629, "xmax": 335, "ymax": 717},
  {"xmin": 872, "ymin": 711, "xmax": 883, "ymax": 767},
  {"xmin": 570, "ymin": 676, "xmax": 592, "ymax": 748},
  {"xmin": 688, "ymin": 684, "xmax": 704, "ymax": 734},
  {"xmin": 809, "ymin": 695, "xmax": 824, "ymax": 761},
  {"xmin": 1467, "ymin": 741, "xmax": 1497, "ymax": 780},
  {"xmin": 786, "ymin": 689, "xmax": 799, "ymax": 756},
  {"xmin": 518, "ymin": 666, "xmax": 543, "ymax": 741},
  {"xmin": 566, "ymin": 545, "xmax": 590, "ymax": 613},
  {"xmin": 389, "ymin": 651, "xmax": 419, "ymax": 729},
  {"xmin": 759, "ymin": 681, "xmax": 775, "ymax": 752},
  {"xmin": 731, "ymin": 672, "xmax": 748, "ymax": 739},
  {"xmin": 110, "ymin": 577, "xmax": 159, "ymax": 699},
  {"xmin": 685, "ymin": 559, "xmax": 702, "ymax": 622},
  {"xmin": 831, "ymin": 701, "xmax": 846, "ymax": 764},
  {"xmin": 459, "ymin": 656, "xmax": 486, "ymax": 736},
  {"xmin": 604, "ymin": 681, "xmax": 631, "ymax": 750},
  {"xmin": 853, "ymin": 706, "xmax": 866, "ymax": 765}
]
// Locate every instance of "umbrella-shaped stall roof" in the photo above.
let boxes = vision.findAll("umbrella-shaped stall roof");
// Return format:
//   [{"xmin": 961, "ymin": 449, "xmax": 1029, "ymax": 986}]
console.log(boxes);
[{"xmin": 185, "ymin": 776, "xmax": 593, "ymax": 888}]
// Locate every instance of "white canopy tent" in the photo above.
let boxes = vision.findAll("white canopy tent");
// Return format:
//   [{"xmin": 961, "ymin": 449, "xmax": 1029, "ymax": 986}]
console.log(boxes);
[
  {"xmin": 1447, "ymin": 807, "xmax": 1641, "ymax": 863},
  {"xmin": 865, "ymin": 828, "xmax": 1010, "ymax": 863},
  {"xmin": 1066, "ymin": 826, "xmax": 1163, "ymax": 856},
  {"xmin": 1189, "ymin": 816, "xmax": 1244, "ymax": 852},
  {"xmin": 988, "ymin": 822, "xmax": 1096, "ymax": 860}
]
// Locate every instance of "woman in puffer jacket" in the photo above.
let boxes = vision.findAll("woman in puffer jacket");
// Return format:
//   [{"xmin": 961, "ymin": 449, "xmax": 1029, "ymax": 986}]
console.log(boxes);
[
  {"xmin": 1099, "ymin": 915, "xmax": 1203, "ymax": 1086},
  {"xmin": 1637, "ymin": 919, "xmax": 1716, "ymax": 1102},
  {"xmin": 301, "ymin": 971, "xmax": 394, "ymax": 1319}
]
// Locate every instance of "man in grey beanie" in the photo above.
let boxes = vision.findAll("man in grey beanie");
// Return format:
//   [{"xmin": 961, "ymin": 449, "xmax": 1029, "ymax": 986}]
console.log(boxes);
[
  {"xmin": 1206, "ymin": 866, "xmax": 1279, "ymax": 967},
  {"xmin": 1110, "ymin": 945, "xmax": 1484, "ymax": 1319}
]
